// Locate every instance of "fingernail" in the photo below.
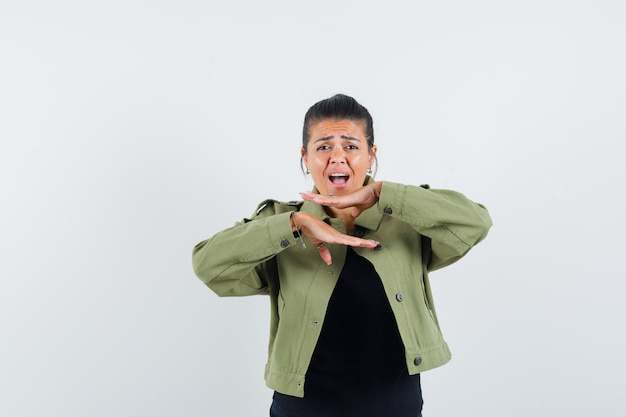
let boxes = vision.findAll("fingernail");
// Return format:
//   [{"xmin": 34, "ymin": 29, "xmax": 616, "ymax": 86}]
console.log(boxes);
[
  {"xmin": 369, "ymin": 240, "xmax": 382, "ymax": 250},
  {"xmin": 326, "ymin": 261, "xmax": 332, "ymax": 265}
]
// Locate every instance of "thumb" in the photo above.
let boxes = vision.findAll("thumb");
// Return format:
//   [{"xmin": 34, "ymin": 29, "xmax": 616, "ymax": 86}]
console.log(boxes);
[
  {"xmin": 350, "ymin": 207, "xmax": 363, "ymax": 218},
  {"xmin": 318, "ymin": 245, "xmax": 333, "ymax": 265}
]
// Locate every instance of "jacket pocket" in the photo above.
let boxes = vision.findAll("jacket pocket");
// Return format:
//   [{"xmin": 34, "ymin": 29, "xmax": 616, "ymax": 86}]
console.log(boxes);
[
  {"xmin": 420, "ymin": 271, "xmax": 440, "ymax": 327},
  {"xmin": 277, "ymin": 290, "xmax": 286, "ymax": 317}
]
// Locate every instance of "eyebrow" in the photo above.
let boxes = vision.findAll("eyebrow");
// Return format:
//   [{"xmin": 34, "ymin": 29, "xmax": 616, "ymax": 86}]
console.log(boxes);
[{"xmin": 314, "ymin": 135, "xmax": 361, "ymax": 143}]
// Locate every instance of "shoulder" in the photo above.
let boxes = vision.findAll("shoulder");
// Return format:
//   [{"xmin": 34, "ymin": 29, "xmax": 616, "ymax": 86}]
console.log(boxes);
[{"xmin": 253, "ymin": 199, "xmax": 304, "ymax": 218}]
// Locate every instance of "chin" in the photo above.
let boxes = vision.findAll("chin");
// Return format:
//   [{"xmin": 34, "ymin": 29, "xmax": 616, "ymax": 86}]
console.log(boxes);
[{"xmin": 327, "ymin": 185, "xmax": 351, "ymax": 195}]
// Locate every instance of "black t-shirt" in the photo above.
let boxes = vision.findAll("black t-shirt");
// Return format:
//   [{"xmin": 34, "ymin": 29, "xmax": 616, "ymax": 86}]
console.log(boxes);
[{"xmin": 272, "ymin": 248, "xmax": 423, "ymax": 417}]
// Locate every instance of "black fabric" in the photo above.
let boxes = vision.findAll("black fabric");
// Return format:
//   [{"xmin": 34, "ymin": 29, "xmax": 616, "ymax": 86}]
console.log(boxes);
[{"xmin": 271, "ymin": 248, "xmax": 423, "ymax": 417}]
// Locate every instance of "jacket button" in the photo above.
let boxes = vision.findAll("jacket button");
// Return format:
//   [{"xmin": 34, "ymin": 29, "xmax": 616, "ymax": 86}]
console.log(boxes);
[
  {"xmin": 384, "ymin": 207, "xmax": 393, "ymax": 215},
  {"xmin": 280, "ymin": 239, "xmax": 289, "ymax": 248},
  {"xmin": 355, "ymin": 229, "xmax": 365, "ymax": 238},
  {"xmin": 395, "ymin": 293, "xmax": 404, "ymax": 302},
  {"xmin": 414, "ymin": 357, "xmax": 422, "ymax": 366}
]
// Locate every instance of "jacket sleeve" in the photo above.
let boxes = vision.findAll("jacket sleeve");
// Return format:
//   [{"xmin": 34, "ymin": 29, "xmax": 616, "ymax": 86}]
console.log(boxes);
[
  {"xmin": 191, "ymin": 201, "xmax": 298, "ymax": 297},
  {"xmin": 377, "ymin": 182, "xmax": 492, "ymax": 271}
]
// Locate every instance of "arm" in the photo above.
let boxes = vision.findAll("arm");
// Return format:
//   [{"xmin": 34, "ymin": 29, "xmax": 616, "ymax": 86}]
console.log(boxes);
[
  {"xmin": 191, "ymin": 201, "xmax": 379, "ymax": 296},
  {"xmin": 191, "ymin": 204, "xmax": 296, "ymax": 297},
  {"xmin": 300, "ymin": 181, "xmax": 492, "ymax": 271},
  {"xmin": 378, "ymin": 181, "xmax": 492, "ymax": 270}
]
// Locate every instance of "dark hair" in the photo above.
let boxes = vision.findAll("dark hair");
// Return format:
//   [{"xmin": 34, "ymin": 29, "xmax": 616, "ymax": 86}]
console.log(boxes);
[{"xmin": 302, "ymin": 94, "xmax": 375, "ymax": 150}]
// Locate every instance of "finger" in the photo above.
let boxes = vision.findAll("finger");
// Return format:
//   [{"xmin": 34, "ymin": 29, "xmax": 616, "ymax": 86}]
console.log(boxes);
[
  {"xmin": 350, "ymin": 207, "xmax": 363, "ymax": 218},
  {"xmin": 360, "ymin": 239, "xmax": 380, "ymax": 249},
  {"xmin": 318, "ymin": 245, "xmax": 333, "ymax": 265},
  {"xmin": 299, "ymin": 191, "xmax": 315, "ymax": 200},
  {"xmin": 344, "ymin": 238, "xmax": 380, "ymax": 249},
  {"xmin": 300, "ymin": 192, "xmax": 343, "ymax": 206},
  {"xmin": 300, "ymin": 191, "xmax": 329, "ymax": 200}
]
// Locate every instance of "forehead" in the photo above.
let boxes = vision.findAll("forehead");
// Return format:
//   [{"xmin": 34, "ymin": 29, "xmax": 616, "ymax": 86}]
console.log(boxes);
[{"xmin": 308, "ymin": 119, "xmax": 367, "ymax": 139}]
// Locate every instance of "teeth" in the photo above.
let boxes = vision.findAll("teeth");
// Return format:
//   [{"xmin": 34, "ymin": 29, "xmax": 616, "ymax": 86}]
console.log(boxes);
[{"xmin": 329, "ymin": 173, "xmax": 349, "ymax": 184}]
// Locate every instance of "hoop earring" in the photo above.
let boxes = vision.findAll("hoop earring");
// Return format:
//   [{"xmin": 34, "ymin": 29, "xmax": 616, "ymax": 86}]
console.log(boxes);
[
  {"xmin": 368, "ymin": 154, "xmax": 379, "ymax": 178},
  {"xmin": 300, "ymin": 156, "xmax": 310, "ymax": 176}
]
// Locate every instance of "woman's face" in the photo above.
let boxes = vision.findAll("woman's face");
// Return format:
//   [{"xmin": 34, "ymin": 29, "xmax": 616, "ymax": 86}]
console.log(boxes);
[{"xmin": 302, "ymin": 119, "xmax": 377, "ymax": 196}]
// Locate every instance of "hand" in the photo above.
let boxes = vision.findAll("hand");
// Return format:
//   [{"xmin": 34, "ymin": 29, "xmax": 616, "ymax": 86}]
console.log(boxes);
[
  {"xmin": 299, "ymin": 182, "xmax": 381, "ymax": 218},
  {"xmin": 292, "ymin": 212, "xmax": 379, "ymax": 265}
]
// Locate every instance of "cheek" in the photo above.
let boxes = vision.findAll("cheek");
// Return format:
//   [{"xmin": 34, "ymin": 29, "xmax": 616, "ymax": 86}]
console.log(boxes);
[
  {"xmin": 350, "ymin": 154, "xmax": 369, "ymax": 168},
  {"xmin": 308, "ymin": 154, "xmax": 327, "ymax": 167}
]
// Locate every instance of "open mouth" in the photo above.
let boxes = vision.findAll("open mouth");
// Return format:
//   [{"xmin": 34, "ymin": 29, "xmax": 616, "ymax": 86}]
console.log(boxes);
[{"xmin": 329, "ymin": 173, "xmax": 349, "ymax": 185}]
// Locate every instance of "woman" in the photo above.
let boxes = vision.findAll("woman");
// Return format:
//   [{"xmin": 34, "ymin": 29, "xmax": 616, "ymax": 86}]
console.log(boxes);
[{"xmin": 192, "ymin": 94, "xmax": 492, "ymax": 416}]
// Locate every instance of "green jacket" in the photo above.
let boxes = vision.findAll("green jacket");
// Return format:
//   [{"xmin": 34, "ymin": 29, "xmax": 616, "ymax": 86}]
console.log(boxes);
[{"xmin": 192, "ymin": 181, "xmax": 492, "ymax": 398}]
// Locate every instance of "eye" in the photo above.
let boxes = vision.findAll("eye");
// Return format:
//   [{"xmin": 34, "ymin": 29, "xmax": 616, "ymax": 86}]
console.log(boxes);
[
  {"xmin": 345, "ymin": 144, "xmax": 359, "ymax": 150},
  {"xmin": 316, "ymin": 144, "xmax": 331, "ymax": 152}
]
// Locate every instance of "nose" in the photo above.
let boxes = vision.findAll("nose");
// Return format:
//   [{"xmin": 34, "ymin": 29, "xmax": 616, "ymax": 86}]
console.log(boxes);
[{"xmin": 330, "ymin": 147, "xmax": 346, "ymax": 164}]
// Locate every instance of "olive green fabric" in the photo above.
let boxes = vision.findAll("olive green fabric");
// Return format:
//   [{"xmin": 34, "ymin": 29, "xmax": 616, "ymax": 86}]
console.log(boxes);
[{"xmin": 192, "ymin": 180, "xmax": 492, "ymax": 398}]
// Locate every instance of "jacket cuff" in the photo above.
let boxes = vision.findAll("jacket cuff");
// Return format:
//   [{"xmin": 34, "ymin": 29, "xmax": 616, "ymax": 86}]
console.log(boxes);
[
  {"xmin": 378, "ymin": 181, "xmax": 408, "ymax": 216},
  {"xmin": 267, "ymin": 212, "xmax": 302, "ymax": 252}
]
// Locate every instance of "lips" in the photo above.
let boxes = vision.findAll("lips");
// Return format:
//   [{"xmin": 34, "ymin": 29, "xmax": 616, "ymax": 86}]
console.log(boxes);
[{"xmin": 329, "ymin": 173, "xmax": 349, "ymax": 186}]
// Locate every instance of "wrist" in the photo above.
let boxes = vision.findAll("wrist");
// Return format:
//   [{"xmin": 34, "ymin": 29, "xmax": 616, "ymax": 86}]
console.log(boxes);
[
  {"xmin": 370, "ymin": 182, "xmax": 381, "ymax": 200},
  {"xmin": 290, "ymin": 212, "xmax": 307, "ymax": 249}
]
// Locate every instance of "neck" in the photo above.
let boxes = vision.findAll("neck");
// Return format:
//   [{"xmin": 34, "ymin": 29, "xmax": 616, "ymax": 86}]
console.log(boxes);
[{"xmin": 324, "ymin": 206, "xmax": 355, "ymax": 234}]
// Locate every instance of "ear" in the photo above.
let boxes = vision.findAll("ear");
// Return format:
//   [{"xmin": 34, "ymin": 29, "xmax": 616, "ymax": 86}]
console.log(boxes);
[
  {"xmin": 301, "ymin": 147, "xmax": 307, "ymax": 164},
  {"xmin": 370, "ymin": 145, "xmax": 378, "ymax": 158}
]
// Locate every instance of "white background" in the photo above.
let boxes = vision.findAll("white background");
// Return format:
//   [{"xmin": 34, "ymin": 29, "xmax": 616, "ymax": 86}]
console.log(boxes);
[{"xmin": 1, "ymin": 1, "xmax": 624, "ymax": 416}]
